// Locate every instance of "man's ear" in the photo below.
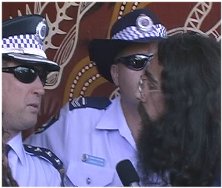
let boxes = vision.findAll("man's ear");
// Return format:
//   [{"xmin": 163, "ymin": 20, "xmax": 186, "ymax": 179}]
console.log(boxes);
[{"xmin": 110, "ymin": 64, "xmax": 119, "ymax": 86}]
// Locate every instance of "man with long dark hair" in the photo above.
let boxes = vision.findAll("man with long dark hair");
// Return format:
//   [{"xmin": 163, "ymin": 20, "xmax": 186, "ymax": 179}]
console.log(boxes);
[{"xmin": 136, "ymin": 32, "xmax": 221, "ymax": 186}]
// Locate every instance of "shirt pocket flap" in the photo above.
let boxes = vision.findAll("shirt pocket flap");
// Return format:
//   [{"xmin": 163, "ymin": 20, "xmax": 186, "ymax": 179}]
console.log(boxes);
[{"xmin": 66, "ymin": 162, "xmax": 115, "ymax": 186}]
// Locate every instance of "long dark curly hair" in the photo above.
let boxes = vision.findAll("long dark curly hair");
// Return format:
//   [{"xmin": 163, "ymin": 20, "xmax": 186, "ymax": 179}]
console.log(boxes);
[{"xmin": 137, "ymin": 33, "xmax": 221, "ymax": 186}]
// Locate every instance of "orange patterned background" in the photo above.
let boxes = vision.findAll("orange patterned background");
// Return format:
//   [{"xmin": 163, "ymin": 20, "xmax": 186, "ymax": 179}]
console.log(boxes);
[{"xmin": 2, "ymin": 2, "xmax": 221, "ymax": 132}]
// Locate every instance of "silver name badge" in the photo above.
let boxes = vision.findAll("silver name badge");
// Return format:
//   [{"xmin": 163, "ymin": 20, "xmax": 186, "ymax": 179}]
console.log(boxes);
[{"xmin": 82, "ymin": 154, "xmax": 105, "ymax": 167}]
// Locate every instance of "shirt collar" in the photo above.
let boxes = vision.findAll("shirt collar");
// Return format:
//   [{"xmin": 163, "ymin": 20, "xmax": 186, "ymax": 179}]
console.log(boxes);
[
  {"xmin": 7, "ymin": 132, "xmax": 26, "ymax": 165},
  {"xmin": 96, "ymin": 96, "xmax": 136, "ymax": 150},
  {"xmin": 96, "ymin": 96, "xmax": 125, "ymax": 130}
]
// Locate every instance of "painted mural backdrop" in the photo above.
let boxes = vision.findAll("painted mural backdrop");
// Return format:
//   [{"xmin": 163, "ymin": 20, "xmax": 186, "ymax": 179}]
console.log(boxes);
[{"xmin": 2, "ymin": 2, "xmax": 221, "ymax": 131}]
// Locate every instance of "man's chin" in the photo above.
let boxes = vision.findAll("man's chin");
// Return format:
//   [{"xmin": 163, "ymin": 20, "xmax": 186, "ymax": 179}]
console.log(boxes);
[{"xmin": 22, "ymin": 116, "xmax": 38, "ymax": 130}]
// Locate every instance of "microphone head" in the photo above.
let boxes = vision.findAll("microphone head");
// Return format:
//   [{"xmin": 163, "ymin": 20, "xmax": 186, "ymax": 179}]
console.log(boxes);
[{"xmin": 116, "ymin": 159, "xmax": 140, "ymax": 186}]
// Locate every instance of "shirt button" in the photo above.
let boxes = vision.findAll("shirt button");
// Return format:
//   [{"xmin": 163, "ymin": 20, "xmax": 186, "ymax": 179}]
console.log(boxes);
[{"xmin": 86, "ymin": 177, "xmax": 91, "ymax": 185}]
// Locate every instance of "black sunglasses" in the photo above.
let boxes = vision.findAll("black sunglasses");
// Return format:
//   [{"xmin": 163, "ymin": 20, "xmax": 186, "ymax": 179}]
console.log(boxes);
[
  {"xmin": 2, "ymin": 65, "xmax": 48, "ymax": 85},
  {"xmin": 115, "ymin": 54, "xmax": 154, "ymax": 71}
]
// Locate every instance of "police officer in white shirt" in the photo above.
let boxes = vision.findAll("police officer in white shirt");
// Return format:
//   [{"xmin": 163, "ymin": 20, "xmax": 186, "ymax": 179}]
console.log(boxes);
[
  {"xmin": 2, "ymin": 15, "xmax": 69, "ymax": 186},
  {"xmin": 26, "ymin": 9, "xmax": 167, "ymax": 186}
]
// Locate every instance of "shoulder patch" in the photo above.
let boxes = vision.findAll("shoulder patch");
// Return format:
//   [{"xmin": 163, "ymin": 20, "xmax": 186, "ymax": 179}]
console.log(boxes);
[
  {"xmin": 23, "ymin": 144, "xmax": 64, "ymax": 172},
  {"xmin": 69, "ymin": 96, "xmax": 111, "ymax": 111}
]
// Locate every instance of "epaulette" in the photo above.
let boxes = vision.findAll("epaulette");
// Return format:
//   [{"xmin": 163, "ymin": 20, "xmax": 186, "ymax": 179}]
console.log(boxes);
[
  {"xmin": 24, "ymin": 144, "xmax": 64, "ymax": 172},
  {"xmin": 24, "ymin": 144, "xmax": 65, "ymax": 186},
  {"xmin": 69, "ymin": 96, "xmax": 111, "ymax": 111},
  {"xmin": 35, "ymin": 113, "xmax": 60, "ymax": 134}
]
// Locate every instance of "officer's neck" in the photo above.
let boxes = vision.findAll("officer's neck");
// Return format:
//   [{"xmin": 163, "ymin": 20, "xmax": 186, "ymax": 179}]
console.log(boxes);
[{"xmin": 120, "ymin": 100, "xmax": 142, "ymax": 142}]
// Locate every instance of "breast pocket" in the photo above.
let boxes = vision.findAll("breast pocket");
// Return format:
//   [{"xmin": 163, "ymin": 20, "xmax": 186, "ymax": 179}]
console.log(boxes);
[{"xmin": 66, "ymin": 162, "xmax": 115, "ymax": 186}]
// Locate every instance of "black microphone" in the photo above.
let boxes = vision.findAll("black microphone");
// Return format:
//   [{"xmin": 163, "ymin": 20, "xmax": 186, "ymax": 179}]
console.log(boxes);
[{"xmin": 116, "ymin": 159, "xmax": 140, "ymax": 186}]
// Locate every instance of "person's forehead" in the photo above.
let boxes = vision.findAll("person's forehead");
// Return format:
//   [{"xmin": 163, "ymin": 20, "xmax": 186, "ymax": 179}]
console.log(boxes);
[
  {"xmin": 116, "ymin": 42, "xmax": 158, "ymax": 58},
  {"xmin": 2, "ymin": 59, "xmax": 17, "ymax": 66},
  {"xmin": 3, "ymin": 59, "xmax": 45, "ymax": 71}
]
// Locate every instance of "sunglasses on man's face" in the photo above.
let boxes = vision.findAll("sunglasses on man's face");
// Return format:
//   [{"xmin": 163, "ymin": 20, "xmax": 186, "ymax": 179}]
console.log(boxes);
[
  {"xmin": 115, "ymin": 54, "xmax": 154, "ymax": 71},
  {"xmin": 2, "ymin": 65, "xmax": 48, "ymax": 85}
]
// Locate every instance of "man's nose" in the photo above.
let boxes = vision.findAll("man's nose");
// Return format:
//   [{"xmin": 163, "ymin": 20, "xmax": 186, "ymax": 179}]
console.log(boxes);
[{"xmin": 32, "ymin": 76, "xmax": 45, "ymax": 96}]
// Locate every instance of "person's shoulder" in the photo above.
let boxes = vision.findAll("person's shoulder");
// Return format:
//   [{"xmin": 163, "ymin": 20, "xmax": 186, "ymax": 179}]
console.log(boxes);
[
  {"xmin": 69, "ymin": 96, "xmax": 111, "ymax": 111},
  {"xmin": 35, "ymin": 96, "xmax": 112, "ymax": 134},
  {"xmin": 23, "ymin": 144, "xmax": 64, "ymax": 174}
]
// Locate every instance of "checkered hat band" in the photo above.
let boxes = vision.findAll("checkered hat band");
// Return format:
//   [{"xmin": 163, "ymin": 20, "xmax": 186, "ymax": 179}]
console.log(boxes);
[
  {"xmin": 112, "ymin": 24, "xmax": 167, "ymax": 40},
  {"xmin": 2, "ymin": 34, "xmax": 43, "ymax": 50}
]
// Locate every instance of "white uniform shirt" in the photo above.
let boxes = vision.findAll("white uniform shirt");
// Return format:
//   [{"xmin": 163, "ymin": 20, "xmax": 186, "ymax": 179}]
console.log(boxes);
[
  {"xmin": 7, "ymin": 133, "xmax": 62, "ymax": 186},
  {"xmin": 26, "ymin": 96, "xmax": 138, "ymax": 186}
]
